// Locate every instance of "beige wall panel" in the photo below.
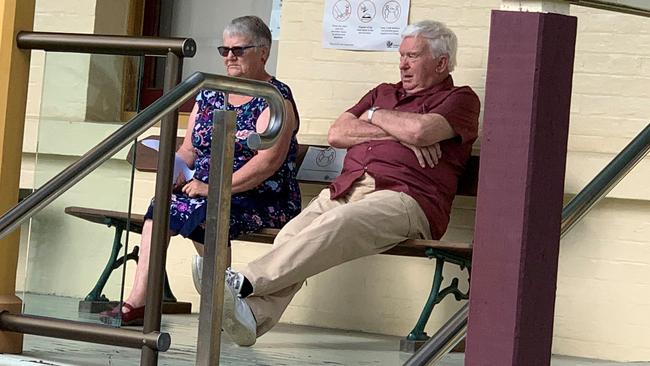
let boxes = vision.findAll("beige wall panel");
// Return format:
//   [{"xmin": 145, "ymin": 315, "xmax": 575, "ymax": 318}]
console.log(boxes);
[
  {"xmin": 554, "ymin": 198, "xmax": 650, "ymax": 361},
  {"xmin": 568, "ymin": 5, "xmax": 650, "ymax": 201}
]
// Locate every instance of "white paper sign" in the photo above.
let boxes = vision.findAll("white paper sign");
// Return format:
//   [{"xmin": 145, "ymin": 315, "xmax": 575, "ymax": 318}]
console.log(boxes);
[
  {"xmin": 297, "ymin": 146, "xmax": 347, "ymax": 183},
  {"xmin": 142, "ymin": 139, "xmax": 195, "ymax": 182},
  {"xmin": 322, "ymin": 0, "xmax": 410, "ymax": 51}
]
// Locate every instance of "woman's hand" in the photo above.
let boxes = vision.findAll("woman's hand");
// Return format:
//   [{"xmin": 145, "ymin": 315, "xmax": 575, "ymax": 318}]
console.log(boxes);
[
  {"xmin": 182, "ymin": 179, "xmax": 209, "ymax": 198},
  {"xmin": 173, "ymin": 174, "xmax": 187, "ymax": 192},
  {"xmin": 401, "ymin": 141, "xmax": 442, "ymax": 168}
]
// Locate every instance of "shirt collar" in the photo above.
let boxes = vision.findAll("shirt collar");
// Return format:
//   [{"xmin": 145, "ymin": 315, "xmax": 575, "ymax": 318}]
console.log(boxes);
[{"xmin": 396, "ymin": 75, "xmax": 455, "ymax": 97}]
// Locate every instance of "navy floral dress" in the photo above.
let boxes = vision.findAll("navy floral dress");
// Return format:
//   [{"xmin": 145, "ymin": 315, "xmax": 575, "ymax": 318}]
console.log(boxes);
[{"xmin": 144, "ymin": 78, "xmax": 301, "ymax": 243}]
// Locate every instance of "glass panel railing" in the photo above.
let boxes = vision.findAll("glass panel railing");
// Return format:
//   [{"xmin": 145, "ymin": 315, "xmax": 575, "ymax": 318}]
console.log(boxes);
[
  {"xmin": 3, "ymin": 47, "xmax": 287, "ymax": 364},
  {"xmin": 17, "ymin": 52, "xmax": 141, "ymax": 326}
]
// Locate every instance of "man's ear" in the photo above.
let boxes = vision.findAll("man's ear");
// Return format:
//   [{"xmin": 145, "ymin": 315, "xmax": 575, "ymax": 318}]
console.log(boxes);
[{"xmin": 436, "ymin": 55, "xmax": 449, "ymax": 73}]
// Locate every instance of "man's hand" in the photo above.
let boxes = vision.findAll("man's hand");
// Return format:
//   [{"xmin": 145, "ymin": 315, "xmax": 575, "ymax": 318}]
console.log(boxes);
[
  {"xmin": 182, "ymin": 179, "xmax": 209, "ymax": 197},
  {"xmin": 401, "ymin": 142, "xmax": 442, "ymax": 168}
]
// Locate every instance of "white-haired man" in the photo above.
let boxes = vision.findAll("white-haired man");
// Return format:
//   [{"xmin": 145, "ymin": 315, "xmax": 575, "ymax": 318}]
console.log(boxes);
[{"xmin": 221, "ymin": 20, "xmax": 480, "ymax": 346}]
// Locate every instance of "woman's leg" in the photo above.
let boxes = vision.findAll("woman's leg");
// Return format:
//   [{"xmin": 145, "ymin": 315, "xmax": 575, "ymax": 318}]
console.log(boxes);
[{"xmin": 122, "ymin": 219, "xmax": 173, "ymax": 312}]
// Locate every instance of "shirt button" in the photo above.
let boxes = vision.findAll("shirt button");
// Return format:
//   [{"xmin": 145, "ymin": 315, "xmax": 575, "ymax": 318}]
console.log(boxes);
[
  {"xmin": 368, "ymin": 146, "xmax": 372, "ymax": 151},
  {"xmin": 364, "ymin": 166, "xmax": 368, "ymax": 170}
]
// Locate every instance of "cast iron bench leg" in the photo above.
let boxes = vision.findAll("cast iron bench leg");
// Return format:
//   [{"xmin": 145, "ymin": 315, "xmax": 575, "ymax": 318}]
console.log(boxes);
[
  {"xmin": 400, "ymin": 250, "xmax": 471, "ymax": 352},
  {"xmin": 82, "ymin": 226, "xmax": 126, "ymax": 304},
  {"xmin": 79, "ymin": 224, "xmax": 177, "ymax": 312}
]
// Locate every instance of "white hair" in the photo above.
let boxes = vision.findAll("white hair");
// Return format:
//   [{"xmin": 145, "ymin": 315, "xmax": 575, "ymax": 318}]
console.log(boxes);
[
  {"xmin": 402, "ymin": 20, "xmax": 458, "ymax": 72},
  {"xmin": 223, "ymin": 15, "xmax": 272, "ymax": 49}
]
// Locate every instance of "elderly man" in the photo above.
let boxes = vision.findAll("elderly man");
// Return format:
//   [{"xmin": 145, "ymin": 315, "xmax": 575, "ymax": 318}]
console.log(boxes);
[{"xmin": 221, "ymin": 20, "xmax": 480, "ymax": 346}]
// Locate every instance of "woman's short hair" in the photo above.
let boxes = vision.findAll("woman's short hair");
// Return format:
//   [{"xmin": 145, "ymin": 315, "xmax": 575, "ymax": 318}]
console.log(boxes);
[
  {"xmin": 402, "ymin": 20, "xmax": 458, "ymax": 72},
  {"xmin": 223, "ymin": 16, "xmax": 272, "ymax": 49}
]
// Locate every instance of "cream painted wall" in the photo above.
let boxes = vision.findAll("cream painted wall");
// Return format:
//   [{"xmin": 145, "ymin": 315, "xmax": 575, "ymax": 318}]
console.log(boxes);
[
  {"xmin": 556, "ymin": 198, "xmax": 650, "ymax": 361},
  {"xmin": 15, "ymin": 0, "xmax": 650, "ymax": 362}
]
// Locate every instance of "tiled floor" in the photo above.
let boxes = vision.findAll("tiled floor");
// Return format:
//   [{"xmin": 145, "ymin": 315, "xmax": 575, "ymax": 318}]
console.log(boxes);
[{"xmin": 1, "ymin": 294, "xmax": 648, "ymax": 365}]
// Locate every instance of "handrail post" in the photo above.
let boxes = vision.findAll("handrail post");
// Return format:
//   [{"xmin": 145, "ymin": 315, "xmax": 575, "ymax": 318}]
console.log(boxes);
[
  {"xmin": 141, "ymin": 52, "xmax": 182, "ymax": 366},
  {"xmin": 0, "ymin": 0, "xmax": 35, "ymax": 355},
  {"xmin": 195, "ymin": 109, "xmax": 237, "ymax": 365}
]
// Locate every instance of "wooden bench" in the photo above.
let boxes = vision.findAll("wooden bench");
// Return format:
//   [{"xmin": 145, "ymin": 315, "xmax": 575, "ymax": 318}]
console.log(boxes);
[{"xmin": 65, "ymin": 136, "xmax": 479, "ymax": 352}]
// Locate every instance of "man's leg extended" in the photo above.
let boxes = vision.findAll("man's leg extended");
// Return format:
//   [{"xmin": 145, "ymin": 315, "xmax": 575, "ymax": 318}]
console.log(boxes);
[
  {"xmin": 222, "ymin": 187, "xmax": 345, "ymax": 344},
  {"xmin": 242, "ymin": 189, "xmax": 431, "ymax": 336}
]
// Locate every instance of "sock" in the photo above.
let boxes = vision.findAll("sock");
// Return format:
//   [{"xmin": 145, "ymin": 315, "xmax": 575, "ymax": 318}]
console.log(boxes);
[{"xmin": 239, "ymin": 276, "xmax": 253, "ymax": 298}]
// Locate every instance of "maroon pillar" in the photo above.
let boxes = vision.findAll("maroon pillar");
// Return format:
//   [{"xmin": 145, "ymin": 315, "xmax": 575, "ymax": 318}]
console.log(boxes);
[{"xmin": 465, "ymin": 11, "xmax": 576, "ymax": 366}]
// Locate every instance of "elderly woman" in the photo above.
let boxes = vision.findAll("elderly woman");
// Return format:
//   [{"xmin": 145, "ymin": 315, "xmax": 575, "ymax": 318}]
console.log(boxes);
[{"xmin": 101, "ymin": 15, "xmax": 301, "ymax": 326}]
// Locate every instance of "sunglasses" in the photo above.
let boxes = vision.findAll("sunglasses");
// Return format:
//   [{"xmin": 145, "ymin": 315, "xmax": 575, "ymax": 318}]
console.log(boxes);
[{"xmin": 217, "ymin": 45, "xmax": 258, "ymax": 57}]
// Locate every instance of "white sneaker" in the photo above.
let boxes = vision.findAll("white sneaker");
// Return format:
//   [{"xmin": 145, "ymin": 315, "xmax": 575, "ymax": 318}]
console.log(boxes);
[
  {"xmin": 191, "ymin": 255, "xmax": 203, "ymax": 294},
  {"xmin": 222, "ymin": 268, "xmax": 257, "ymax": 346}
]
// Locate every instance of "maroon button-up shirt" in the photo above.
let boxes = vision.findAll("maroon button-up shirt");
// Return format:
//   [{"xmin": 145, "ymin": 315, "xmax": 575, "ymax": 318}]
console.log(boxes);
[{"xmin": 330, "ymin": 76, "xmax": 480, "ymax": 238}]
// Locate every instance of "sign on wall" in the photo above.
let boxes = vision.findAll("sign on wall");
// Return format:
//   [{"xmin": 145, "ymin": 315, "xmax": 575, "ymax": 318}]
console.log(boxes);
[{"xmin": 322, "ymin": 0, "xmax": 410, "ymax": 51}]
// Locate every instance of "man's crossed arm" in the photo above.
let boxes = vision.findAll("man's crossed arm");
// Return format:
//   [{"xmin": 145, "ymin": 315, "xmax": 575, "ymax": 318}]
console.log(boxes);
[{"xmin": 327, "ymin": 109, "xmax": 456, "ymax": 168}]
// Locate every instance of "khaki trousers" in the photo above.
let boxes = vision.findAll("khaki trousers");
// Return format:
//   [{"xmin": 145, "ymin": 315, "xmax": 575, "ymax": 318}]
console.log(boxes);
[{"xmin": 239, "ymin": 174, "xmax": 431, "ymax": 336}]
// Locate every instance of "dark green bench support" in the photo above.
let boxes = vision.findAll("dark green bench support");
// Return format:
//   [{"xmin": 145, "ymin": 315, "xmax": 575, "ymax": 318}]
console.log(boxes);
[{"xmin": 64, "ymin": 206, "xmax": 190, "ymax": 314}]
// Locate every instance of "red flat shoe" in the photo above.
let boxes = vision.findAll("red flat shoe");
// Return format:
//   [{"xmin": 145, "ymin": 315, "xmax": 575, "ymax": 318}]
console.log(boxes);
[{"xmin": 99, "ymin": 303, "xmax": 145, "ymax": 326}]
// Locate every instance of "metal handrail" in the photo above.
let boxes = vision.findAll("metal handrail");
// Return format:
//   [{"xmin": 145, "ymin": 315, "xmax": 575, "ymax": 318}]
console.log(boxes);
[
  {"xmin": 0, "ymin": 312, "xmax": 170, "ymax": 351},
  {"xmin": 561, "ymin": 123, "xmax": 650, "ymax": 236},
  {"xmin": 0, "ymin": 71, "xmax": 285, "ymax": 240},
  {"xmin": 567, "ymin": 1, "xmax": 650, "ymax": 18},
  {"xmin": 405, "ymin": 122, "xmax": 650, "ymax": 366},
  {"xmin": 17, "ymin": 31, "xmax": 197, "ymax": 57}
]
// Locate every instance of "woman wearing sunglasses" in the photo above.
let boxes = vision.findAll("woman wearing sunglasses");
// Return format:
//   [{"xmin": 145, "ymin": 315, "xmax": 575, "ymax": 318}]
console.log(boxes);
[{"xmin": 101, "ymin": 15, "xmax": 301, "ymax": 326}]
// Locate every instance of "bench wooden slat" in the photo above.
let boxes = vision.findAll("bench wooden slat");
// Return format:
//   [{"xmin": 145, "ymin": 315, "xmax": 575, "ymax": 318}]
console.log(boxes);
[
  {"xmin": 126, "ymin": 135, "xmax": 185, "ymax": 173},
  {"xmin": 239, "ymin": 228, "xmax": 471, "ymax": 255},
  {"xmin": 457, "ymin": 155, "xmax": 479, "ymax": 196},
  {"xmin": 66, "ymin": 207, "xmax": 472, "ymax": 258},
  {"xmin": 65, "ymin": 206, "xmax": 146, "ymax": 234}
]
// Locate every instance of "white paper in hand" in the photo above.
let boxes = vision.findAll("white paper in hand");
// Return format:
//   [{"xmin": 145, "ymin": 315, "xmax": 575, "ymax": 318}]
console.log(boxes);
[
  {"xmin": 141, "ymin": 139, "xmax": 160, "ymax": 150},
  {"xmin": 142, "ymin": 139, "xmax": 195, "ymax": 182}
]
